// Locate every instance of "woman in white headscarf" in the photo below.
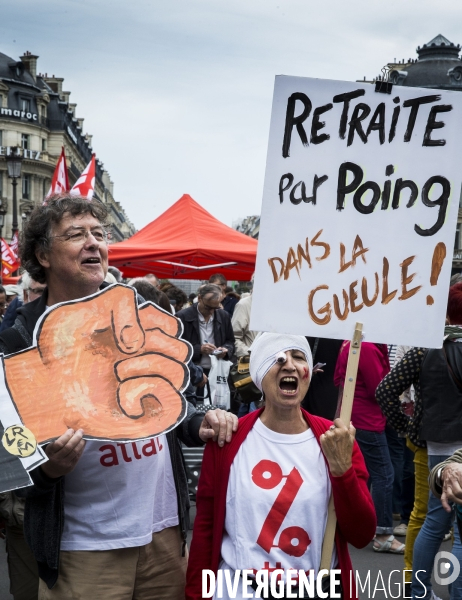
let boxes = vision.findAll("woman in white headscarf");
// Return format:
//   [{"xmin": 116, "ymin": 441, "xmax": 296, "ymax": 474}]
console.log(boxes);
[{"xmin": 186, "ymin": 333, "xmax": 376, "ymax": 600}]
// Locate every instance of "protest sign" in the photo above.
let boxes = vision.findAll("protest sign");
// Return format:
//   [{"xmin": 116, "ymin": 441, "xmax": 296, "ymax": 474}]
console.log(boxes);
[
  {"xmin": 251, "ymin": 76, "xmax": 462, "ymax": 347},
  {"xmin": 0, "ymin": 284, "xmax": 191, "ymax": 492}
]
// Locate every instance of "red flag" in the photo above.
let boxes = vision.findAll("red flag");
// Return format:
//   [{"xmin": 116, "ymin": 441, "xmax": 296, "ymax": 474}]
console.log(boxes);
[
  {"xmin": 45, "ymin": 147, "xmax": 70, "ymax": 201},
  {"xmin": 10, "ymin": 232, "xmax": 18, "ymax": 259},
  {"xmin": 1, "ymin": 239, "xmax": 19, "ymax": 276},
  {"xmin": 70, "ymin": 154, "xmax": 96, "ymax": 200}
]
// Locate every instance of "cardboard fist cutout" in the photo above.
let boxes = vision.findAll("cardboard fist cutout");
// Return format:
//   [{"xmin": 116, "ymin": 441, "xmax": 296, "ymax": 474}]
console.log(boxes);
[{"xmin": 2, "ymin": 284, "xmax": 192, "ymax": 447}]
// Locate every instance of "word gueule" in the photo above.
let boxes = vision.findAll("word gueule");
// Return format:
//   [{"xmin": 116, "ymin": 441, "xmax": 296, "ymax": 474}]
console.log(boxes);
[{"xmin": 268, "ymin": 232, "xmax": 423, "ymax": 326}]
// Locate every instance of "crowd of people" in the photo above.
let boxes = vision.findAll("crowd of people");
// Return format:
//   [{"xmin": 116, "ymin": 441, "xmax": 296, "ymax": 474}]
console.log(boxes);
[{"xmin": 0, "ymin": 193, "xmax": 462, "ymax": 600}]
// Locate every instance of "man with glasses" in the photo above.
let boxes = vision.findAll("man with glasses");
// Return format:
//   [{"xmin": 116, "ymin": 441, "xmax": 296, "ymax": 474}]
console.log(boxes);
[
  {"xmin": 176, "ymin": 284, "xmax": 235, "ymax": 382},
  {"xmin": 0, "ymin": 194, "xmax": 237, "ymax": 600},
  {"xmin": 0, "ymin": 272, "xmax": 47, "ymax": 334}
]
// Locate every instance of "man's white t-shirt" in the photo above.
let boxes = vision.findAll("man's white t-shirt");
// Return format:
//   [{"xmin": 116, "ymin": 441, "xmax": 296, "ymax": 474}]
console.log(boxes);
[
  {"xmin": 218, "ymin": 418, "xmax": 335, "ymax": 599},
  {"xmin": 60, "ymin": 435, "xmax": 178, "ymax": 550}
]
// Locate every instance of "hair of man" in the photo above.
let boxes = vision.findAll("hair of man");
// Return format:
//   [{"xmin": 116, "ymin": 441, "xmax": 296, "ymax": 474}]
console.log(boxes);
[
  {"xmin": 165, "ymin": 286, "xmax": 188, "ymax": 311},
  {"xmin": 20, "ymin": 194, "xmax": 109, "ymax": 284},
  {"xmin": 198, "ymin": 283, "xmax": 222, "ymax": 302},
  {"xmin": 128, "ymin": 278, "xmax": 161, "ymax": 304},
  {"xmin": 208, "ymin": 273, "xmax": 227, "ymax": 286},
  {"xmin": 107, "ymin": 266, "xmax": 123, "ymax": 282}
]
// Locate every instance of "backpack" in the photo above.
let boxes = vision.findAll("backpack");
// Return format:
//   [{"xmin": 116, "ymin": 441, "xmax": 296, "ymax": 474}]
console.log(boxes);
[{"xmin": 229, "ymin": 355, "xmax": 262, "ymax": 404}]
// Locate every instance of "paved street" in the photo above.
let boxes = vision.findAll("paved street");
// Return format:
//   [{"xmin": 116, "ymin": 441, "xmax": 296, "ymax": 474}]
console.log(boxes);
[{"xmin": 0, "ymin": 516, "xmax": 452, "ymax": 600}]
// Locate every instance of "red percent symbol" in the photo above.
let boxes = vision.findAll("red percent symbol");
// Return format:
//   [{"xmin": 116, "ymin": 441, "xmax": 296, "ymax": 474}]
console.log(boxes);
[{"xmin": 252, "ymin": 459, "xmax": 310, "ymax": 557}]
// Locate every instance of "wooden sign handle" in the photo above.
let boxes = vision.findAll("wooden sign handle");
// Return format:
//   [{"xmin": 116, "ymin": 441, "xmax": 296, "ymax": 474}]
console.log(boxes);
[{"xmin": 319, "ymin": 322, "xmax": 363, "ymax": 573}]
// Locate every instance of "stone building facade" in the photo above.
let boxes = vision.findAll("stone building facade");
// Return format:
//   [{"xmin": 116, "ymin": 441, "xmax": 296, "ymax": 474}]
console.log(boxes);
[{"xmin": 0, "ymin": 50, "xmax": 135, "ymax": 242}]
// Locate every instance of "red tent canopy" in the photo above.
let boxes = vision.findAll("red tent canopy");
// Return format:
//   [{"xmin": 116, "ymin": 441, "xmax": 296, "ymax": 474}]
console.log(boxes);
[{"xmin": 108, "ymin": 194, "xmax": 258, "ymax": 280}]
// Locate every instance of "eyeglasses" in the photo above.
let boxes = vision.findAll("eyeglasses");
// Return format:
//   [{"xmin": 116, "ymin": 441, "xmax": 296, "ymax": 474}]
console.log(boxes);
[
  {"xmin": 50, "ymin": 228, "xmax": 111, "ymax": 244},
  {"xmin": 200, "ymin": 299, "xmax": 218, "ymax": 311}
]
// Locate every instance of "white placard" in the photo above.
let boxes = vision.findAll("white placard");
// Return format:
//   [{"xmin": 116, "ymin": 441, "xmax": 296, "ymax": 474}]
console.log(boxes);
[{"xmin": 251, "ymin": 76, "xmax": 462, "ymax": 348}]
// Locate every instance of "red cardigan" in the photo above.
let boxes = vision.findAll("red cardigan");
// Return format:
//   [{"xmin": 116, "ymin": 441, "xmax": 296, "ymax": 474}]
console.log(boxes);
[{"xmin": 185, "ymin": 408, "xmax": 376, "ymax": 600}]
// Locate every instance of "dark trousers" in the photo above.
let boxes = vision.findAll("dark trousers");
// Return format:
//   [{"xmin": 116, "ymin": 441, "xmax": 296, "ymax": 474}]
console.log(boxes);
[
  {"xmin": 385, "ymin": 424, "xmax": 415, "ymax": 524},
  {"xmin": 355, "ymin": 428, "xmax": 394, "ymax": 534}
]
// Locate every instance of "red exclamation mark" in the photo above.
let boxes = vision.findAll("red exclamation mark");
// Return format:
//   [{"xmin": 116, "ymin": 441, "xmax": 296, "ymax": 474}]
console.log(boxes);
[{"xmin": 426, "ymin": 242, "xmax": 447, "ymax": 305}]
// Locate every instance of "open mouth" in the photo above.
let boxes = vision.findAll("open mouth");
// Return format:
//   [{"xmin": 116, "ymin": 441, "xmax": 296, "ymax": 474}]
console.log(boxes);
[
  {"xmin": 279, "ymin": 376, "xmax": 298, "ymax": 394},
  {"xmin": 81, "ymin": 257, "xmax": 101, "ymax": 265}
]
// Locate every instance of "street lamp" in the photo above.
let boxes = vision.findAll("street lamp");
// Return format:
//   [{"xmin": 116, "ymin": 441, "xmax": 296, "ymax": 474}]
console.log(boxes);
[
  {"xmin": 0, "ymin": 203, "xmax": 7, "ymax": 285},
  {"xmin": 5, "ymin": 146, "xmax": 23, "ymax": 237}
]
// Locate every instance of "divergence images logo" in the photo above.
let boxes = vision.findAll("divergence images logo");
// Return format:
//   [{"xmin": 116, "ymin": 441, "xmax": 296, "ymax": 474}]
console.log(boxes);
[{"xmin": 434, "ymin": 551, "xmax": 460, "ymax": 586}]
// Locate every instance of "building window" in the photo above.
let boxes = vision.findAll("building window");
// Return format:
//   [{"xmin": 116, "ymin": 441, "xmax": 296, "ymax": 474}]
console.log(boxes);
[
  {"xmin": 22, "ymin": 174, "xmax": 30, "ymax": 199},
  {"xmin": 20, "ymin": 98, "xmax": 31, "ymax": 112},
  {"xmin": 456, "ymin": 224, "xmax": 461, "ymax": 250},
  {"xmin": 21, "ymin": 134, "xmax": 29, "ymax": 150},
  {"xmin": 42, "ymin": 138, "xmax": 46, "ymax": 151},
  {"xmin": 0, "ymin": 130, "xmax": 2, "ymax": 146}
]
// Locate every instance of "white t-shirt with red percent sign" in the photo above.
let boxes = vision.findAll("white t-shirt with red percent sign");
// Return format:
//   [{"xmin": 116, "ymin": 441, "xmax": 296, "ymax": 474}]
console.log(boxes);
[
  {"xmin": 218, "ymin": 418, "xmax": 336, "ymax": 599},
  {"xmin": 60, "ymin": 435, "xmax": 178, "ymax": 551}
]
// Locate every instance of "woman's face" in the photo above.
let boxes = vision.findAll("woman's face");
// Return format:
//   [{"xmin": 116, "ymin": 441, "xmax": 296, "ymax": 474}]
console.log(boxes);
[{"xmin": 261, "ymin": 349, "xmax": 311, "ymax": 410}]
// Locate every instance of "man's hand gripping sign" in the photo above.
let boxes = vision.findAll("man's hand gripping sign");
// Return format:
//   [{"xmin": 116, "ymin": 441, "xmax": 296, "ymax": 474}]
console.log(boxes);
[{"xmin": 2, "ymin": 284, "xmax": 192, "ymax": 445}]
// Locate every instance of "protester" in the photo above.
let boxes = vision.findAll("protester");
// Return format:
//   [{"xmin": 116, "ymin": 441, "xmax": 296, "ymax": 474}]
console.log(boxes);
[
  {"xmin": 376, "ymin": 282, "xmax": 462, "ymax": 600},
  {"xmin": 232, "ymin": 293, "xmax": 256, "ymax": 359},
  {"xmin": 107, "ymin": 265, "xmax": 123, "ymax": 282},
  {"xmin": 429, "ymin": 451, "xmax": 462, "ymax": 509},
  {"xmin": 208, "ymin": 273, "xmax": 227, "ymax": 297},
  {"xmin": 165, "ymin": 285, "xmax": 188, "ymax": 312},
  {"xmin": 301, "ymin": 337, "xmax": 344, "ymax": 421},
  {"xmin": 386, "ymin": 344, "xmax": 415, "ymax": 540},
  {"xmin": 185, "ymin": 333, "xmax": 376, "ymax": 600},
  {"xmin": 0, "ymin": 194, "xmax": 237, "ymax": 600},
  {"xmin": 4, "ymin": 284, "xmax": 20, "ymax": 308},
  {"xmin": 334, "ymin": 341, "xmax": 403, "ymax": 553},
  {"xmin": 231, "ymin": 291, "xmax": 259, "ymax": 416},
  {"xmin": 222, "ymin": 286, "xmax": 240, "ymax": 317},
  {"xmin": 176, "ymin": 283, "xmax": 234, "ymax": 376},
  {"xmin": 0, "ymin": 272, "xmax": 46, "ymax": 333},
  {"xmin": 144, "ymin": 273, "xmax": 160, "ymax": 289},
  {"xmin": 128, "ymin": 277, "xmax": 173, "ymax": 314}
]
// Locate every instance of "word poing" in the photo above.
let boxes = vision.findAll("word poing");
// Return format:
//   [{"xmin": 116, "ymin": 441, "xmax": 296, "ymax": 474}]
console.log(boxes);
[{"xmin": 279, "ymin": 162, "xmax": 451, "ymax": 238}]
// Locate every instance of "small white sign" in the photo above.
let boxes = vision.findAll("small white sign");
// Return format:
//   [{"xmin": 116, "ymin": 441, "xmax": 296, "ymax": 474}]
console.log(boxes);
[{"xmin": 251, "ymin": 76, "xmax": 462, "ymax": 347}]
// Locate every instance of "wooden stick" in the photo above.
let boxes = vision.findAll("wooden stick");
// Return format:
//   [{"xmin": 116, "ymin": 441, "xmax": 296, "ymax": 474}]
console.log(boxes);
[{"xmin": 319, "ymin": 322, "xmax": 363, "ymax": 572}]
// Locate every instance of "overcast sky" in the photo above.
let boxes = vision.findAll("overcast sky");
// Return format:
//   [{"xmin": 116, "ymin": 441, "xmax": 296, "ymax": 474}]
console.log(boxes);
[{"xmin": 2, "ymin": 0, "xmax": 461, "ymax": 230}]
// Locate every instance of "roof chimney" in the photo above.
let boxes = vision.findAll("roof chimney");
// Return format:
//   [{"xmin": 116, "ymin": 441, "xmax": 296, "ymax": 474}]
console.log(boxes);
[{"xmin": 20, "ymin": 52, "xmax": 39, "ymax": 81}]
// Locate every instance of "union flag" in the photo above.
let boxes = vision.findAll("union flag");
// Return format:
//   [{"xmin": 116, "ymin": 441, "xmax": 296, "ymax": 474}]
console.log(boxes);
[
  {"xmin": 1, "ymin": 239, "xmax": 19, "ymax": 276},
  {"xmin": 44, "ymin": 147, "xmax": 70, "ymax": 202},
  {"xmin": 70, "ymin": 154, "xmax": 95, "ymax": 201}
]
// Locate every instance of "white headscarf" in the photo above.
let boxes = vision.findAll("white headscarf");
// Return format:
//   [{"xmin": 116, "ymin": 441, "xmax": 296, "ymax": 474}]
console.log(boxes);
[{"xmin": 249, "ymin": 333, "xmax": 313, "ymax": 392}]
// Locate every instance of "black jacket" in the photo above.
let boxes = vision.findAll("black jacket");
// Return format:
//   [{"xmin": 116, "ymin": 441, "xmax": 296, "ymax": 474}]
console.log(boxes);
[
  {"xmin": 419, "ymin": 342, "xmax": 462, "ymax": 443},
  {"xmin": 176, "ymin": 304, "xmax": 235, "ymax": 364},
  {"xmin": 0, "ymin": 285, "xmax": 204, "ymax": 589}
]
